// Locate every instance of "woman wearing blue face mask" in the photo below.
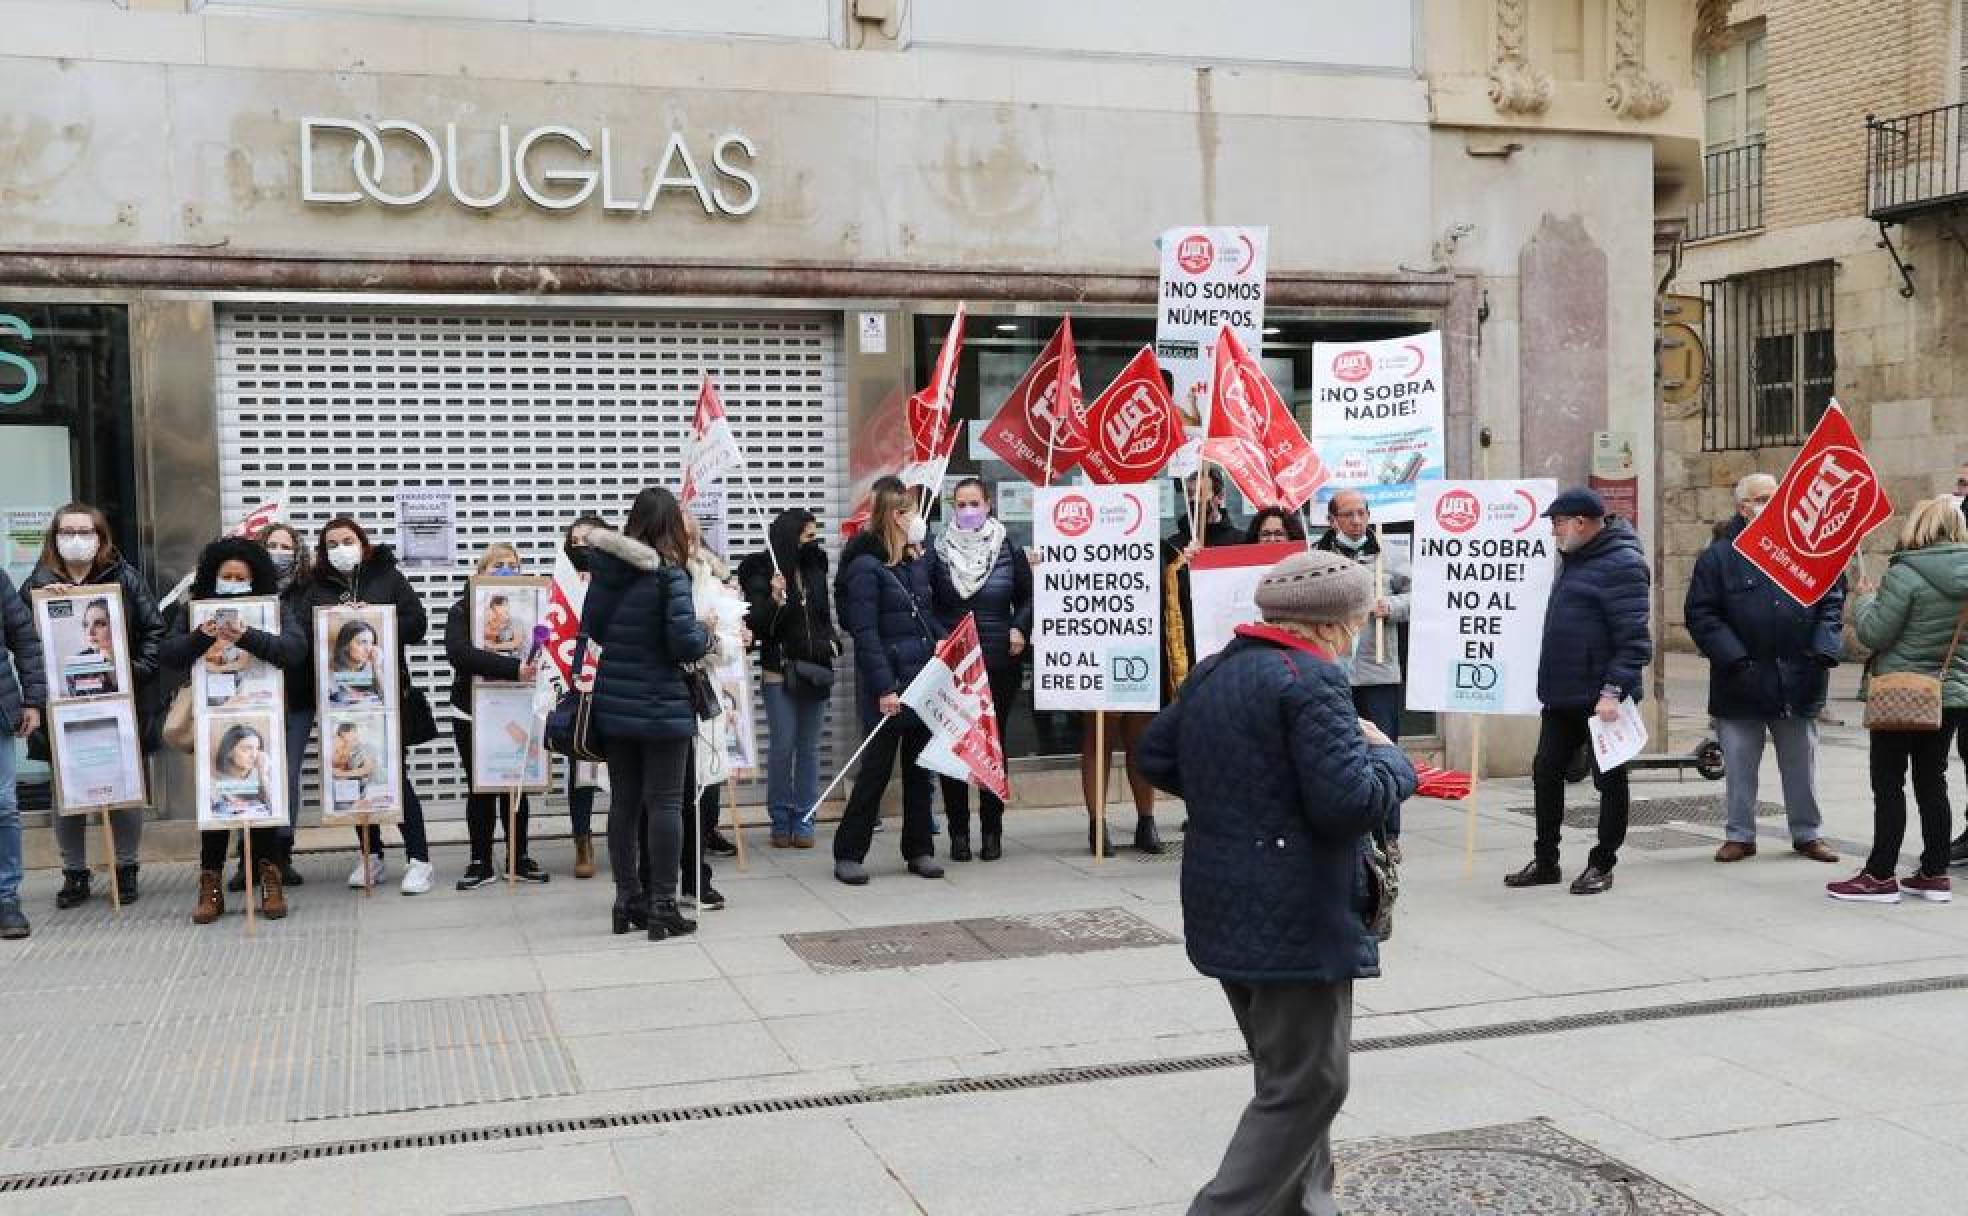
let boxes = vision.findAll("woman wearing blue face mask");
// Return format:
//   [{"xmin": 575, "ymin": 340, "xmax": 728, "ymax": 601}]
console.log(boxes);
[
  {"xmin": 159, "ymin": 537, "xmax": 308, "ymax": 924},
  {"xmin": 925, "ymin": 478, "xmax": 1030, "ymax": 862},
  {"xmin": 250, "ymin": 523, "xmax": 313, "ymax": 893},
  {"xmin": 447, "ymin": 542, "xmax": 546, "ymax": 888}
]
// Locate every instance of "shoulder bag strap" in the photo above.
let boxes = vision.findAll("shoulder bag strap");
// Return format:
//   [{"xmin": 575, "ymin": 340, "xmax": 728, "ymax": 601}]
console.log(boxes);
[
  {"xmin": 882, "ymin": 563, "xmax": 935, "ymax": 646},
  {"xmin": 1941, "ymin": 603, "xmax": 1968, "ymax": 679}
]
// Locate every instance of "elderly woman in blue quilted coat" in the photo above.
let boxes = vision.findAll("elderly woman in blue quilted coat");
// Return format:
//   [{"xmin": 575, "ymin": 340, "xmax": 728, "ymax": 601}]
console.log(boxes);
[{"xmin": 1139, "ymin": 549, "xmax": 1414, "ymax": 1216}]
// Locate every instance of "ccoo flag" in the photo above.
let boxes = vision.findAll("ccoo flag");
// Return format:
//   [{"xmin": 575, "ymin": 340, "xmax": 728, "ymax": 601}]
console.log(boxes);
[
  {"xmin": 680, "ymin": 375, "xmax": 745, "ymax": 507},
  {"xmin": 902, "ymin": 614, "xmax": 1009, "ymax": 801}
]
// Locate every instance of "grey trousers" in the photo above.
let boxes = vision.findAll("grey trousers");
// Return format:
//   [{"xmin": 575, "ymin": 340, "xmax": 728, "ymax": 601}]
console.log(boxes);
[
  {"xmin": 1190, "ymin": 979, "xmax": 1353, "ymax": 1216},
  {"xmin": 1716, "ymin": 716, "xmax": 1824, "ymax": 845},
  {"xmin": 54, "ymin": 808, "xmax": 143, "ymax": 871}
]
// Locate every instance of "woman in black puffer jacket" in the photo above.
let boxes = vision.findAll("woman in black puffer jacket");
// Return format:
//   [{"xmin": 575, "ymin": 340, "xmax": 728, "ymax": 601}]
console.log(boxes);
[
  {"xmin": 579, "ymin": 488, "xmax": 711, "ymax": 941},
  {"xmin": 739, "ymin": 508, "xmax": 836, "ymax": 849},
  {"xmin": 926, "ymin": 477, "xmax": 1030, "ymax": 863}
]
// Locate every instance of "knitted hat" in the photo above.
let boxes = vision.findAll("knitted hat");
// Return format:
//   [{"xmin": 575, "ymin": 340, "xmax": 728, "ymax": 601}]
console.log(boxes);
[{"xmin": 1253, "ymin": 550, "xmax": 1374, "ymax": 626}]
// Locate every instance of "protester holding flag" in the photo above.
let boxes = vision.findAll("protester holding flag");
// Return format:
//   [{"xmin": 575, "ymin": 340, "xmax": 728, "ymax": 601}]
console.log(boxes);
[
  {"xmin": 833, "ymin": 483, "xmax": 946, "ymax": 885},
  {"xmin": 679, "ymin": 511, "xmax": 740, "ymax": 912},
  {"xmin": 927, "ymin": 478, "xmax": 1030, "ymax": 862},
  {"xmin": 1829, "ymin": 496, "xmax": 1968, "ymax": 904},
  {"xmin": 24, "ymin": 503, "xmax": 165, "ymax": 909},
  {"xmin": 1245, "ymin": 509, "xmax": 1304, "ymax": 544},
  {"xmin": 740, "ymin": 507, "xmax": 836, "ymax": 849},
  {"xmin": 835, "ymin": 474, "xmax": 911, "ymax": 733},
  {"xmin": 560, "ymin": 513, "xmax": 607, "ymax": 878},
  {"xmin": 447, "ymin": 542, "xmax": 547, "ymax": 891}
]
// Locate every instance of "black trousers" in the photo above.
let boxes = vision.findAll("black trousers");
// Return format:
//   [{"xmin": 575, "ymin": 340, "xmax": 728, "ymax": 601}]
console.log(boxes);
[
  {"xmin": 834, "ymin": 709, "xmax": 935, "ymax": 865},
  {"xmin": 200, "ymin": 827, "xmax": 288, "ymax": 870},
  {"xmin": 1530, "ymin": 708, "xmax": 1630, "ymax": 872},
  {"xmin": 938, "ymin": 659, "xmax": 1023, "ymax": 840},
  {"xmin": 605, "ymin": 735, "xmax": 690, "ymax": 902},
  {"xmin": 1867, "ymin": 709, "xmax": 1963, "ymax": 879},
  {"xmin": 676, "ymin": 751, "xmax": 719, "ymax": 897},
  {"xmin": 451, "ymin": 719, "xmax": 531, "ymax": 866}
]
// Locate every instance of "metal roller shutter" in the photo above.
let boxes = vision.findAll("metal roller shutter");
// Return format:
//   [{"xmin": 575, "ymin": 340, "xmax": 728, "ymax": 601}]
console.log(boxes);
[{"xmin": 216, "ymin": 304, "xmax": 846, "ymax": 819}]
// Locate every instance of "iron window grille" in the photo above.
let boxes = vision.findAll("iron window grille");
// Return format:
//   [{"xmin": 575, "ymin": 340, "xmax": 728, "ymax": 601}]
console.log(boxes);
[
  {"xmin": 1702, "ymin": 262, "xmax": 1836, "ymax": 451},
  {"xmin": 1687, "ymin": 143, "xmax": 1765, "ymax": 241}
]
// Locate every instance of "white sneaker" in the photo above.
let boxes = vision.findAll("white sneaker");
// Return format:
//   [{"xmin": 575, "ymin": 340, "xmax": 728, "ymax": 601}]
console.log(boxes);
[
  {"xmin": 347, "ymin": 856, "xmax": 385, "ymax": 889},
  {"xmin": 400, "ymin": 859, "xmax": 434, "ymax": 896}
]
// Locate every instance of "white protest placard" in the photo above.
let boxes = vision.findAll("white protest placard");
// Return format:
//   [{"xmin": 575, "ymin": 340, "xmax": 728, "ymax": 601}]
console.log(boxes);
[
  {"xmin": 1187, "ymin": 541, "xmax": 1302, "ymax": 663},
  {"xmin": 1032, "ymin": 486, "xmax": 1162, "ymax": 711},
  {"xmin": 1310, "ymin": 332, "xmax": 1445, "ymax": 524},
  {"xmin": 395, "ymin": 486, "xmax": 456, "ymax": 568},
  {"xmin": 1155, "ymin": 226, "xmax": 1268, "ymax": 426},
  {"xmin": 1406, "ymin": 480, "xmax": 1558, "ymax": 715},
  {"xmin": 1587, "ymin": 698, "xmax": 1648, "ymax": 771}
]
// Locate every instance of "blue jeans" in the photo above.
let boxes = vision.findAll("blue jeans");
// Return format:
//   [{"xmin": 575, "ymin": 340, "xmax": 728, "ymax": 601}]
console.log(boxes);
[
  {"xmin": 0, "ymin": 739, "xmax": 19, "ymax": 905},
  {"xmin": 763, "ymin": 679, "xmax": 825, "ymax": 839}
]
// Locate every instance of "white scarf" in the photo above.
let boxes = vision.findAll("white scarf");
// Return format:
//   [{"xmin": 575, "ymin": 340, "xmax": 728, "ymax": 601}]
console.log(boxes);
[{"xmin": 936, "ymin": 516, "xmax": 1006, "ymax": 600}]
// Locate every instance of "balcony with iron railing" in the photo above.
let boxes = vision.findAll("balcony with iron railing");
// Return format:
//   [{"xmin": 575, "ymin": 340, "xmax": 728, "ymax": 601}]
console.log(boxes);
[
  {"xmin": 1867, "ymin": 101, "xmax": 1968, "ymax": 222},
  {"xmin": 1687, "ymin": 143, "xmax": 1765, "ymax": 241}
]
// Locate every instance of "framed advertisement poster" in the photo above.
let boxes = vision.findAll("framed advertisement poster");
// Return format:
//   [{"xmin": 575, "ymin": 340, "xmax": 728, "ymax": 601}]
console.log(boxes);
[
  {"xmin": 33, "ymin": 587, "xmax": 134, "ymax": 702},
  {"xmin": 196, "ymin": 709, "xmax": 287, "ymax": 829},
  {"xmin": 48, "ymin": 698, "xmax": 147, "ymax": 813},
  {"xmin": 469, "ymin": 576, "xmax": 548, "ymax": 662},
  {"xmin": 188, "ymin": 597, "xmax": 283, "ymax": 710},
  {"xmin": 320, "ymin": 710, "xmax": 401, "ymax": 822},
  {"xmin": 315, "ymin": 605, "xmax": 397, "ymax": 713},
  {"xmin": 469, "ymin": 683, "xmax": 551, "ymax": 794}
]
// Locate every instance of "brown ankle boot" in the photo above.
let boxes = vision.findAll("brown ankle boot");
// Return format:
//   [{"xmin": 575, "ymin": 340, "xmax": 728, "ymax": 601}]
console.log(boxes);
[
  {"xmin": 573, "ymin": 834, "xmax": 595, "ymax": 879},
  {"xmin": 192, "ymin": 870, "xmax": 224, "ymax": 925},
  {"xmin": 258, "ymin": 860, "xmax": 288, "ymax": 920}
]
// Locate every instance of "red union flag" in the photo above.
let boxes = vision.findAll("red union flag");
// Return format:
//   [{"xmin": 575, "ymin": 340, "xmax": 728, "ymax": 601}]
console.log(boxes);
[
  {"xmin": 979, "ymin": 317, "xmax": 1088, "ymax": 485},
  {"xmin": 902, "ymin": 614, "xmax": 1009, "ymax": 800},
  {"xmin": 909, "ymin": 305, "xmax": 967, "ymax": 463},
  {"xmin": 1204, "ymin": 326, "xmax": 1327, "ymax": 510},
  {"xmin": 680, "ymin": 375, "xmax": 745, "ymax": 507},
  {"xmin": 227, "ymin": 496, "xmax": 286, "ymax": 539},
  {"xmin": 1733, "ymin": 401, "xmax": 1893, "ymax": 606},
  {"xmin": 1078, "ymin": 347, "xmax": 1187, "ymax": 485}
]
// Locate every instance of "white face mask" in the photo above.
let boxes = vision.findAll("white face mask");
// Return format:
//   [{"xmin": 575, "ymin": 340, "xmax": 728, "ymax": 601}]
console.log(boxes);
[
  {"xmin": 326, "ymin": 543, "xmax": 362, "ymax": 574},
  {"xmin": 215, "ymin": 577, "xmax": 253, "ymax": 597},
  {"xmin": 56, "ymin": 535, "xmax": 99, "ymax": 565},
  {"xmin": 904, "ymin": 515, "xmax": 927, "ymax": 546},
  {"xmin": 1335, "ymin": 531, "xmax": 1368, "ymax": 551}
]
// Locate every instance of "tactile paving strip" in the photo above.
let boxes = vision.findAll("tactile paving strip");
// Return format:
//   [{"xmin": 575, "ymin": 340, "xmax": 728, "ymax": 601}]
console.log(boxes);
[{"xmin": 784, "ymin": 906, "xmax": 1177, "ymax": 973}]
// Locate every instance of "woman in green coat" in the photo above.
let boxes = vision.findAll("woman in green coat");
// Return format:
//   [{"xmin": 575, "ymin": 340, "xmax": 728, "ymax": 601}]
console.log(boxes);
[{"xmin": 1829, "ymin": 496, "xmax": 1968, "ymax": 905}]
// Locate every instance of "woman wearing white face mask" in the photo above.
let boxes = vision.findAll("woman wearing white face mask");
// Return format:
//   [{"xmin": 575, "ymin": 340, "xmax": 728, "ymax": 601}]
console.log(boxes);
[
  {"xmin": 22, "ymin": 502, "xmax": 166, "ymax": 910},
  {"xmin": 159, "ymin": 537, "xmax": 308, "ymax": 923},
  {"xmin": 925, "ymin": 478, "xmax": 1031, "ymax": 862},
  {"xmin": 295, "ymin": 516, "xmax": 437, "ymax": 895},
  {"xmin": 446, "ymin": 542, "xmax": 547, "ymax": 889}
]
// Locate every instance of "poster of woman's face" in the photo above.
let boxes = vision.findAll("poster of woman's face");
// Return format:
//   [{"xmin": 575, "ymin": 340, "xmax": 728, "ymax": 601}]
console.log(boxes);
[
  {"xmin": 48, "ymin": 699, "xmax": 146, "ymax": 813},
  {"xmin": 314, "ymin": 605, "xmax": 397, "ymax": 714},
  {"xmin": 320, "ymin": 710, "xmax": 400, "ymax": 822},
  {"xmin": 196, "ymin": 710, "xmax": 286, "ymax": 829},
  {"xmin": 34, "ymin": 589, "xmax": 133, "ymax": 702},
  {"xmin": 470, "ymin": 683, "xmax": 551, "ymax": 793},
  {"xmin": 189, "ymin": 598, "xmax": 282, "ymax": 709},
  {"xmin": 470, "ymin": 577, "xmax": 547, "ymax": 661}
]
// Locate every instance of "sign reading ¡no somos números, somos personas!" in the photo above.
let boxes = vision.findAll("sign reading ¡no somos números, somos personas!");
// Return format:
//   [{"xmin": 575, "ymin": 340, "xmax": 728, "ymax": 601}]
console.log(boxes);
[{"xmin": 300, "ymin": 118, "xmax": 760, "ymax": 217}]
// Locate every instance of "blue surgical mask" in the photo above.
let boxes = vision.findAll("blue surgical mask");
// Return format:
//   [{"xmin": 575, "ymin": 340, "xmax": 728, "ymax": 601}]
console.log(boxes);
[
  {"xmin": 489, "ymin": 564, "xmax": 520, "ymax": 577},
  {"xmin": 215, "ymin": 577, "xmax": 253, "ymax": 597}
]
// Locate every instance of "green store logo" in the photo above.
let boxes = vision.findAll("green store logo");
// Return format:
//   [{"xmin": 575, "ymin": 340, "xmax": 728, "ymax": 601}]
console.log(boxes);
[{"xmin": 0, "ymin": 315, "xmax": 38, "ymax": 407}]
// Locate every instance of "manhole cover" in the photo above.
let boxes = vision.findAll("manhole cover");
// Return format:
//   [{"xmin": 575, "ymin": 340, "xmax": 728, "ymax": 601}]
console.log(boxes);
[
  {"xmin": 1335, "ymin": 1121, "xmax": 1721, "ymax": 1215},
  {"xmin": 783, "ymin": 907, "xmax": 1176, "ymax": 973}
]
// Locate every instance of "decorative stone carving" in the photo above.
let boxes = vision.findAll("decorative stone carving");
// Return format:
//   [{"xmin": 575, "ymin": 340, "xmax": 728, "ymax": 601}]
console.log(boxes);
[
  {"xmin": 1606, "ymin": 0, "xmax": 1673, "ymax": 120},
  {"xmin": 1488, "ymin": 0, "xmax": 1552, "ymax": 116}
]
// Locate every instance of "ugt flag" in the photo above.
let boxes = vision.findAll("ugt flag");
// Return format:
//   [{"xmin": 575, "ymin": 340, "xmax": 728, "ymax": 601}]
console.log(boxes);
[
  {"xmin": 902, "ymin": 614, "xmax": 1009, "ymax": 800},
  {"xmin": 1732, "ymin": 400, "xmax": 1893, "ymax": 607},
  {"xmin": 680, "ymin": 375, "xmax": 745, "ymax": 507},
  {"xmin": 979, "ymin": 317, "xmax": 1088, "ymax": 486},
  {"xmin": 1078, "ymin": 347, "xmax": 1188, "ymax": 485},
  {"xmin": 536, "ymin": 549, "xmax": 595, "ymax": 712},
  {"xmin": 1205, "ymin": 326, "xmax": 1327, "ymax": 511},
  {"xmin": 908, "ymin": 305, "xmax": 967, "ymax": 463}
]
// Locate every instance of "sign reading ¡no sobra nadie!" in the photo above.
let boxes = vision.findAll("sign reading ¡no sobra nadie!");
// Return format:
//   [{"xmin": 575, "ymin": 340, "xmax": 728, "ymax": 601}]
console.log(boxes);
[{"xmin": 299, "ymin": 117, "xmax": 760, "ymax": 217}]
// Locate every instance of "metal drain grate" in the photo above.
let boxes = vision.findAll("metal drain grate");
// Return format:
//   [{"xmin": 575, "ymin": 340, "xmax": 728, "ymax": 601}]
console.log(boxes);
[
  {"xmin": 1621, "ymin": 827, "xmax": 1723, "ymax": 852},
  {"xmin": 1507, "ymin": 795, "xmax": 1779, "ymax": 829},
  {"xmin": 783, "ymin": 907, "xmax": 1177, "ymax": 973},
  {"xmin": 4, "ymin": 968, "xmax": 1965, "ymax": 1193}
]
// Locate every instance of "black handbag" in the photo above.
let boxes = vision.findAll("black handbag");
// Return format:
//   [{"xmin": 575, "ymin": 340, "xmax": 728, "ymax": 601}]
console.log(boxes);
[
  {"xmin": 683, "ymin": 663, "xmax": 720, "ymax": 721},
  {"xmin": 783, "ymin": 658, "xmax": 835, "ymax": 700},
  {"xmin": 545, "ymin": 637, "xmax": 606, "ymax": 762}
]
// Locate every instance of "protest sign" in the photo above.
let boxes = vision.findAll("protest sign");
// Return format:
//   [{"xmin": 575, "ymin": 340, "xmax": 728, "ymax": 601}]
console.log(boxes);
[
  {"xmin": 395, "ymin": 486, "xmax": 456, "ymax": 568},
  {"xmin": 1310, "ymin": 332, "xmax": 1444, "ymax": 523},
  {"xmin": 1188, "ymin": 541, "xmax": 1302, "ymax": 662},
  {"xmin": 1156, "ymin": 226, "xmax": 1268, "ymax": 423},
  {"xmin": 1406, "ymin": 480, "xmax": 1558, "ymax": 715},
  {"xmin": 1032, "ymin": 486, "xmax": 1161, "ymax": 711},
  {"xmin": 1732, "ymin": 401, "xmax": 1892, "ymax": 607}
]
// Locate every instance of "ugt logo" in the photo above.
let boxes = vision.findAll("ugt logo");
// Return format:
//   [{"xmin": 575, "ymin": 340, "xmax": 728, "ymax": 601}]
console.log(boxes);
[{"xmin": 1786, "ymin": 447, "xmax": 1871, "ymax": 557}]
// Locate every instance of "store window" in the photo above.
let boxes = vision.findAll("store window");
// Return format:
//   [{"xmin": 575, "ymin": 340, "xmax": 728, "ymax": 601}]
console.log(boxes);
[{"xmin": 909, "ymin": 311, "xmax": 1436, "ymax": 758}]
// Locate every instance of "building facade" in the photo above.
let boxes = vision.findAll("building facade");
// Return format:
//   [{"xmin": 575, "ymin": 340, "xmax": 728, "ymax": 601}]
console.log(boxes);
[{"xmin": 0, "ymin": 0, "xmax": 1709, "ymax": 815}]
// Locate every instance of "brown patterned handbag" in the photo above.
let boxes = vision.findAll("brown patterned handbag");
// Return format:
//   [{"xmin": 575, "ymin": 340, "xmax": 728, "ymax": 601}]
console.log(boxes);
[{"xmin": 1864, "ymin": 604, "xmax": 1968, "ymax": 732}]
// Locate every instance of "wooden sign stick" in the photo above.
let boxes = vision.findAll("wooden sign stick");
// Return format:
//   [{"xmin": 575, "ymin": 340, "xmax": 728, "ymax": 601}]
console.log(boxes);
[{"xmin": 101, "ymin": 810, "xmax": 122, "ymax": 912}]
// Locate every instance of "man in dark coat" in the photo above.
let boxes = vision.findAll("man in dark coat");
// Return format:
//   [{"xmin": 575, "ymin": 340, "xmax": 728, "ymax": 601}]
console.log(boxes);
[
  {"xmin": 0, "ymin": 570, "xmax": 44, "ymax": 939},
  {"xmin": 1686, "ymin": 472, "xmax": 1844, "ymax": 865},
  {"xmin": 1139, "ymin": 549, "xmax": 1414, "ymax": 1216},
  {"xmin": 1507, "ymin": 488, "xmax": 1652, "ymax": 896}
]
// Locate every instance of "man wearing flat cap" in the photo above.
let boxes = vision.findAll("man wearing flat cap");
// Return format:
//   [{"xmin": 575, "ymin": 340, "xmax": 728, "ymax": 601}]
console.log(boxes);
[{"xmin": 1506, "ymin": 487, "xmax": 1652, "ymax": 896}]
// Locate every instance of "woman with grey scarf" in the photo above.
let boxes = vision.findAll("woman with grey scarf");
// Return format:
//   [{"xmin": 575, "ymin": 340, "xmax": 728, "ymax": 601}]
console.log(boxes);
[{"xmin": 925, "ymin": 478, "xmax": 1031, "ymax": 862}]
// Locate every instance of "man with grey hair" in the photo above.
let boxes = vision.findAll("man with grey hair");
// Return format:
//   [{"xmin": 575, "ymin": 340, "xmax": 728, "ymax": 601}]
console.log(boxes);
[{"xmin": 1685, "ymin": 472, "xmax": 1844, "ymax": 864}]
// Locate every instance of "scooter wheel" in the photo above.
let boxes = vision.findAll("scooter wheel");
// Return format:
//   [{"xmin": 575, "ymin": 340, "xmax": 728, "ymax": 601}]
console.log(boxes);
[{"xmin": 1695, "ymin": 739, "xmax": 1726, "ymax": 781}]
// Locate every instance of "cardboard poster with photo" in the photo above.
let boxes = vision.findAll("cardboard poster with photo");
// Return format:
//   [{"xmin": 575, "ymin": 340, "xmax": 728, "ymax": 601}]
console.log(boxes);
[
  {"xmin": 48, "ymin": 699, "xmax": 147, "ymax": 813},
  {"xmin": 197, "ymin": 709, "xmax": 287, "ymax": 829},
  {"xmin": 33, "ymin": 587, "xmax": 134, "ymax": 702},
  {"xmin": 469, "ymin": 576, "xmax": 548, "ymax": 662},
  {"xmin": 188, "ymin": 597, "xmax": 283, "ymax": 709},
  {"xmin": 716, "ymin": 649, "xmax": 758, "ymax": 773},
  {"xmin": 315, "ymin": 605, "xmax": 397, "ymax": 712},
  {"xmin": 470, "ymin": 683, "xmax": 551, "ymax": 793},
  {"xmin": 320, "ymin": 710, "xmax": 401, "ymax": 822}
]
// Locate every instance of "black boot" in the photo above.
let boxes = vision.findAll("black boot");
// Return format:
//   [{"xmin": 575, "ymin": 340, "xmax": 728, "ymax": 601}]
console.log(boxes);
[
  {"xmin": 1087, "ymin": 822, "xmax": 1117, "ymax": 858},
  {"xmin": 55, "ymin": 869, "xmax": 90, "ymax": 910},
  {"xmin": 611, "ymin": 892, "xmax": 647, "ymax": 935},
  {"xmin": 1133, "ymin": 815, "xmax": 1166, "ymax": 855},
  {"xmin": 948, "ymin": 833, "xmax": 973, "ymax": 862},
  {"xmin": 115, "ymin": 864, "xmax": 140, "ymax": 905},
  {"xmin": 980, "ymin": 832, "xmax": 1003, "ymax": 862},
  {"xmin": 648, "ymin": 897, "xmax": 697, "ymax": 941}
]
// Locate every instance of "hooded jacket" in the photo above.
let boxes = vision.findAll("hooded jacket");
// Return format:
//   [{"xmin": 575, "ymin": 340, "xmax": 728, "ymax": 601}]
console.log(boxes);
[
  {"xmin": 739, "ymin": 509, "xmax": 836, "ymax": 676},
  {"xmin": 1854, "ymin": 541, "xmax": 1968, "ymax": 709},
  {"xmin": 1536, "ymin": 517, "xmax": 1652, "ymax": 711},
  {"xmin": 1685, "ymin": 515, "xmax": 1845, "ymax": 719},
  {"xmin": 159, "ymin": 538, "xmax": 309, "ymax": 694},
  {"xmin": 289, "ymin": 543, "xmax": 427, "ymax": 709},
  {"xmin": 579, "ymin": 527, "xmax": 711, "ymax": 742},
  {"xmin": 1311, "ymin": 527, "xmax": 1411, "ymax": 688},
  {"xmin": 23, "ymin": 551, "xmax": 167, "ymax": 751}
]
